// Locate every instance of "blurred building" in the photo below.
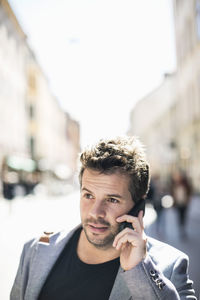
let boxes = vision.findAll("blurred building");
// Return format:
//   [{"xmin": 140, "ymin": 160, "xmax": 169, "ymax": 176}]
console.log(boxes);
[
  {"xmin": 26, "ymin": 56, "xmax": 78, "ymax": 181},
  {"xmin": 65, "ymin": 113, "xmax": 80, "ymax": 180},
  {"xmin": 0, "ymin": 0, "xmax": 80, "ymax": 195},
  {"xmin": 172, "ymin": 0, "xmax": 200, "ymax": 192},
  {"xmin": 129, "ymin": 0, "xmax": 200, "ymax": 193},
  {"xmin": 0, "ymin": 0, "xmax": 29, "ymax": 162},
  {"xmin": 128, "ymin": 73, "xmax": 177, "ymax": 179}
]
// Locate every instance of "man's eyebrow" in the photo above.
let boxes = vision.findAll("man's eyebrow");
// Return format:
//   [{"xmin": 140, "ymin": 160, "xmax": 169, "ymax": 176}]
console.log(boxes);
[
  {"xmin": 106, "ymin": 193, "xmax": 123, "ymax": 199},
  {"xmin": 81, "ymin": 188, "xmax": 123, "ymax": 199},
  {"xmin": 81, "ymin": 187, "xmax": 93, "ymax": 193}
]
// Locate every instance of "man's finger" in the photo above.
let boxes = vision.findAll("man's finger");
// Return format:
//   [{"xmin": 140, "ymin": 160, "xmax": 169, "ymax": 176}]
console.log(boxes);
[
  {"xmin": 113, "ymin": 228, "xmax": 138, "ymax": 247},
  {"xmin": 114, "ymin": 232, "xmax": 139, "ymax": 250},
  {"xmin": 116, "ymin": 215, "xmax": 143, "ymax": 233}
]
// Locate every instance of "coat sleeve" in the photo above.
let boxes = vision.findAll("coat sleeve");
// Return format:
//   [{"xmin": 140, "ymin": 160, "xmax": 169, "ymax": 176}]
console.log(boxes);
[
  {"xmin": 170, "ymin": 254, "xmax": 196, "ymax": 299},
  {"xmin": 119, "ymin": 253, "xmax": 196, "ymax": 300}
]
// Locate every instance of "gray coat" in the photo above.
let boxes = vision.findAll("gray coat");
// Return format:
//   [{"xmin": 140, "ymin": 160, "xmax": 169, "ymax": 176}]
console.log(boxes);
[{"xmin": 10, "ymin": 225, "xmax": 196, "ymax": 300}]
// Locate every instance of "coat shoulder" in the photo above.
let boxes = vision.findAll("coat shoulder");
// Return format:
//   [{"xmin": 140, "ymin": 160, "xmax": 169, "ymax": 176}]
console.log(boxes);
[
  {"xmin": 24, "ymin": 224, "xmax": 81, "ymax": 252},
  {"xmin": 147, "ymin": 236, "xmax": 188, "ymax": 259}
]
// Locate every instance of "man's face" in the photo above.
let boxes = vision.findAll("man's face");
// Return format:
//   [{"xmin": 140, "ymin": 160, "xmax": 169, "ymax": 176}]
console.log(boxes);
[{"xmin": 80, "ymin": 168, "xmax": 134, "ymax": 250}]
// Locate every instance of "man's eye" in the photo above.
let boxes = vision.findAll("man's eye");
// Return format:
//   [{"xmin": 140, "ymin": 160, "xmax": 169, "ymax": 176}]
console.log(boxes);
[
  {"xmin": 85, "ymin": 193, "xmax": 93, "ymax": 199},
  {"xmin": 108, "ymin": 198, "xmax": 119, "ymax": 204}
]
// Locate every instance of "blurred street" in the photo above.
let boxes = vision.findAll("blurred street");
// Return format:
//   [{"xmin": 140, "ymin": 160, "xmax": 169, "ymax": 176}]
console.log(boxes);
[
  {"xmin": 0, "ymin": 190, "xmax": 80, "ymax": 300},
  {"xmin": 0, "ymin": 192, "xmax": 199, "ymax": 299}
]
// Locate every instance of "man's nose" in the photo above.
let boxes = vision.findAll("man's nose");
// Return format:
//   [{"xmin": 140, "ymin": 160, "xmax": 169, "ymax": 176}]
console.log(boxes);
[{"xmin": 89, "ymin": 201, "xmax": 106, "ymax": 219}]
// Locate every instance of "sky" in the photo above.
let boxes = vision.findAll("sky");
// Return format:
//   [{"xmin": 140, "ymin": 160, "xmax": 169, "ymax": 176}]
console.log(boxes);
[{"xmin": 9, "ymin": 0, "xmax": 176, "ymax": 147}]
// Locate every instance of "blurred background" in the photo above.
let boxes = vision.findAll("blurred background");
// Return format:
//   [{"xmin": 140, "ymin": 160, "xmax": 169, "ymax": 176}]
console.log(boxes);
[{"xmin": 0, "ymin": 0, "xmax": 200, "ymax": 299}]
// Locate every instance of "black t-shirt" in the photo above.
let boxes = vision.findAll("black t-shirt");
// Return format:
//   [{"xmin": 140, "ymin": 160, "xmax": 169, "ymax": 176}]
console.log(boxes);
[{"xmin": 38, "ymin": 227, "xmax": 120, "ymax": 300}]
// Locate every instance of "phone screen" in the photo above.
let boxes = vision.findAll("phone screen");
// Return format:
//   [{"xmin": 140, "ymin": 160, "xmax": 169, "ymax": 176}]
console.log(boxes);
[{"xmin": 119, "ymin": 199, "xmax": 145, "ymax": 231}]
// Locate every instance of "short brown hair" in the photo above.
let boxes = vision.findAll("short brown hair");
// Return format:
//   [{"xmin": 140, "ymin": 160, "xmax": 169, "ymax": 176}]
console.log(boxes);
[{"xmin": 79, "ymin": 136, "xmax": 150, "ymax": 203}]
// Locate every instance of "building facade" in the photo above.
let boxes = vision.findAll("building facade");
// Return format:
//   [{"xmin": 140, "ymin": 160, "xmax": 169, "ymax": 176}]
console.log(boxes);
[
  {"xmin": 0, "ymin": 0, "xmax": 80, "ymax": 195},
  {"xmin": 65, "ymin": 113, "xmax": 80, "ymax": 180},
  {"xmin": 172, "ymin": 0, "xmax": 200, "ymax": 191},
  {"xmin": 129, "ymin": 74, "xmax": 177, "ymax": 178},
  {"xmin": 0, "ymin": 0, "xmax": 29, "ymax": 161},
  {"xmin": 129, "ymin": 0, "xmax": 200, "ymax": 193},
  {"xmin": 26, "ymin": 55, "xmax": 80, "ymax": 193}
]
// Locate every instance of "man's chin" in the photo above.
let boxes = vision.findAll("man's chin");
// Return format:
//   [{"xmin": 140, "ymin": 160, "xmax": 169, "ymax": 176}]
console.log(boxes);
[
  {"xmin": 87, "ymin": 236, "xmax": 114, "ymax": 250},
  {"xmin": 83, "ymin": 226, "xmax": 118, "ymax": 250}
]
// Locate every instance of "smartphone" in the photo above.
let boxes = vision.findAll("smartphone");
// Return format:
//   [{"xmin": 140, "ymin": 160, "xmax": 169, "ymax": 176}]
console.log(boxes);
[{"xmin": 119, "ymin": 198, "xmax": 145, "ymax": 231}]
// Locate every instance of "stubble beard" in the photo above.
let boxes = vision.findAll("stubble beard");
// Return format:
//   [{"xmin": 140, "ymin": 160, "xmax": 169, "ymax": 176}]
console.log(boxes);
[{"xmin": 82, "ymin": 219, "xmax": 120, "ymax": 250}]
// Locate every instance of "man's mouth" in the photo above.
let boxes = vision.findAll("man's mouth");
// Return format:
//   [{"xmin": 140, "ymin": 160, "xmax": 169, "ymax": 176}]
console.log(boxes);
[{"xmin": 87, "ymin": 223, "xmax": 109, "ymax": 233}]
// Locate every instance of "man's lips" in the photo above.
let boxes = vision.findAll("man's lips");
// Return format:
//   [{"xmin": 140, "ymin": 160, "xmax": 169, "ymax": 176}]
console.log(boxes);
[{"xmin": 87, "ymin": 223, "xmax": 109, "ymax": 233}]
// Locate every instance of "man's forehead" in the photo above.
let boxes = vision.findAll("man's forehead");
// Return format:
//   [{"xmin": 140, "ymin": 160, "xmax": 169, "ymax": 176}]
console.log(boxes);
[{"xmin": 82, "ymin": 168, "xmax": 130, "ymax": 187}]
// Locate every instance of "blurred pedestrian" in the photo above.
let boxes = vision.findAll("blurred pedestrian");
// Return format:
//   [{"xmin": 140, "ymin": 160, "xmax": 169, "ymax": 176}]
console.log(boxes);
[
  {"xmin": 149, "ymin": 174, "xmax": 165, "ymax": 235},
  {"xmin": 2, "ymin": 171, "xmax": 18, "ymax": 200},
  {"xmin": 171, "ymin": 170, "xmax": 192, "ymax": 238}
]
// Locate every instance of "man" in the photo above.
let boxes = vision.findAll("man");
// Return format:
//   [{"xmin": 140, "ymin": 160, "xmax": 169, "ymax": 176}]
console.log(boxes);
[{"xmin": 10, "ymin": 136, "xmax": 196, "ymax": 300}]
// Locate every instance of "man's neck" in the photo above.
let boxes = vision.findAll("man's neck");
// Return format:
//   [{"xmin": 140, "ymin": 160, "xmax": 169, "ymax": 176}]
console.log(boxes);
[{"xmin": 77, "ymin": 229, "xmax": 120, "ymax": 264}]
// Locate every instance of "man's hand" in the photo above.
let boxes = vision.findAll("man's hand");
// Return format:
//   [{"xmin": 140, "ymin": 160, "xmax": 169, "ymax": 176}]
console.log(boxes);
[{"xmin": 113, "ymin": 210, "xmax": 147, "ymax": 271}]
